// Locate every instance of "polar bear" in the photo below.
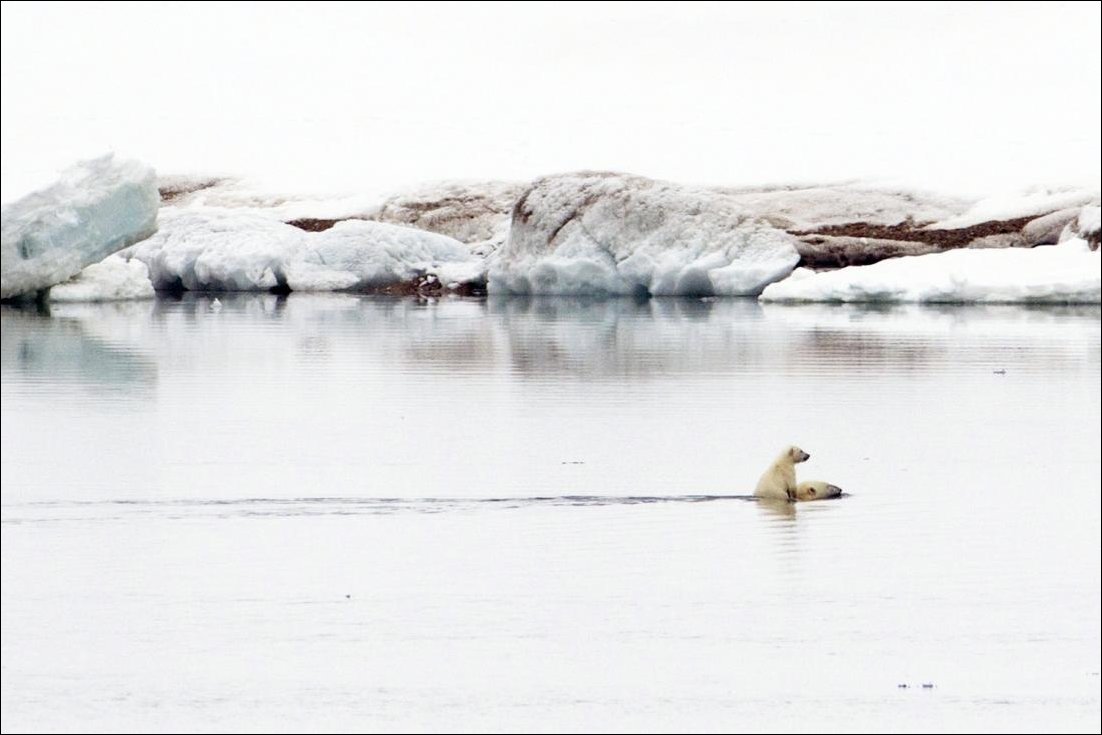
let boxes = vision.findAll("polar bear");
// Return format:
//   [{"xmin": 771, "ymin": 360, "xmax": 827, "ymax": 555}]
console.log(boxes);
[
  {"xmin": 795, "ymin": 480, "xmax": 844, "ymax": 501},
  {"xmin": 754, "ymin": 445, "xmax": 810, "ymax": 501}
]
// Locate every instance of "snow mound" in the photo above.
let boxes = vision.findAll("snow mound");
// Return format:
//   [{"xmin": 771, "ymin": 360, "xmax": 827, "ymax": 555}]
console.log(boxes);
[
  {"xmin": 127, "ymin": 210, "xmax": 300, "ymax": 291},
  {"xmin": 760, "ymin": 237, "xmax": 1100, "ymax": 304},
  {"xmin": 126, "ymin": 209, "xmax": 480, "ymax": 293},
  {"xmin": 285, "ymin": 219, "xmax": 480, "ymax": 291},
  {"xmin": 1, "ymin": 155, "xmax": 159, "ymax": 299},
  {"xmin": 490, "ymin": 172, "xmax": 800, "ymax": 296},
  {"xmin": 48, "ymin": 254, "xmax": 155, "ymax": 302}
]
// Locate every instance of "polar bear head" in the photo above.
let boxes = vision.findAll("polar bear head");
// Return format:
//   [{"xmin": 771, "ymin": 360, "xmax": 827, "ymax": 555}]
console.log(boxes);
[
  {"xmin": 786, "ymin": 445, "xmax": 810, "ymax": 463},
  {"xmin": 796, "ymin": 480, "xmax": 843, "ymax": 501}
]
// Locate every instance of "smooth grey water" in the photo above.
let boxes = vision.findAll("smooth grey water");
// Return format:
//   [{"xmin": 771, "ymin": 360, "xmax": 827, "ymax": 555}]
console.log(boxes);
[{"xmin": 2, "ymin": 295, "xmax": 1100, "ymax": 733}]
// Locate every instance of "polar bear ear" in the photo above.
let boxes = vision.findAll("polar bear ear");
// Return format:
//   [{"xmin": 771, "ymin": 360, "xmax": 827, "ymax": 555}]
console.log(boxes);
[{"xmin": 806, "ymin": 486, "xmax": 817, "ymax": 496}]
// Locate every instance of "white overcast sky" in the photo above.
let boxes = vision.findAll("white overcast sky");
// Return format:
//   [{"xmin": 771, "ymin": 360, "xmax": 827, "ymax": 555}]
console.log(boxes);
[{"xmin": 2, "ymin": 1, "xmax": 1099, "ymax": 201}]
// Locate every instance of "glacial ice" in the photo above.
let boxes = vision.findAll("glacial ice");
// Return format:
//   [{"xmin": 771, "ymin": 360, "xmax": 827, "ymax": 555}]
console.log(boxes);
[
  {"xmin": 1, "ymin": 155, "xmax": 159, "ymax": 299},
  {"xmin": 489, "ymin": 172, "xmax": 801, "ymax": 296},
  {"xmin": 126, "ymin": 209, "xmax": 480, "ymax": 293},
  {"xmin": 48, "ymin": 254, "xmax": 156, "ymax": 302},
  {"xmin": 759, "ymin": 236, "xmax": 1101, "ymax": 304}
]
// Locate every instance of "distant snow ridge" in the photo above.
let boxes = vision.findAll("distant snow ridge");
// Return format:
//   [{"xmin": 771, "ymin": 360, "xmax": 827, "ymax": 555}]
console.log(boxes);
[
  {"xmin": 490, "ymin": 172, "xmax": 800, "ymax": 296},
  {"xmin": 760, "ymin": 233, "xmax": 1101, "ymax": 304},
  {"xmin": 126, "ymin": 209, "xmax": 480, "ymax": 293},
  {"xmin": 1, "ymin": 155, "xmax": 159, "ymax": 299}
]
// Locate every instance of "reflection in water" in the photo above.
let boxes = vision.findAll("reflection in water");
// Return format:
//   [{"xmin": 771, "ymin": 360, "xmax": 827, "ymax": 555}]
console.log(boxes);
[
  {"xmin": 754, "ymin": 497, "xmax": 799, "ymax": 521},
  {"xmin": 0, "ymin": 304, "xmax": 157, "ymax": 396},
  {"xmin": 11, "ymin": 293, "xmax": 1094, "ymax": 383}
]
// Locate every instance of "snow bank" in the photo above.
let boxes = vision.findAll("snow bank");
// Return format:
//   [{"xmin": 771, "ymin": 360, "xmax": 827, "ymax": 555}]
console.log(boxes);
[
  {"xmin": 1, "ymin": 155, "xmax": 159, "ymax": 299},
  {"xmin": 126, "ymin": 209, "xmax": 480, "ymax": 293},
  {"xmin": 490, "ymin": 172, "xmax": 800, "ymax": 296},
  {"xmin": 48, "ymin": 254, "xmax": 155, "ymax": 302},
  {"xmin": 760, "ymin": 237, "xmax": 1101, "ymax": 304}
]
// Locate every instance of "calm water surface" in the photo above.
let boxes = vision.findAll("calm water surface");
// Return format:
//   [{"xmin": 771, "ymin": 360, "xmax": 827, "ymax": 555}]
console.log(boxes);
[{"xmin": 2, "ymin": 296, "xmax": 1100, "ymax": 732}]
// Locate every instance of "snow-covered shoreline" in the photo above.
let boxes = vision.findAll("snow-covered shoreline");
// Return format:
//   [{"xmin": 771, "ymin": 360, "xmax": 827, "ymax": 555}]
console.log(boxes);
[{"xmin": 3, "ymin": 161, "xmax": 1099, "ymax": 304}]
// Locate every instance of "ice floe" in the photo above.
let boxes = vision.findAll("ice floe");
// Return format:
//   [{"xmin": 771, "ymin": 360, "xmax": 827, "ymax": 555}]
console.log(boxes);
[{"xmin": 1, "ymin": 155, "xmax": 159, "ymax": 299}]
